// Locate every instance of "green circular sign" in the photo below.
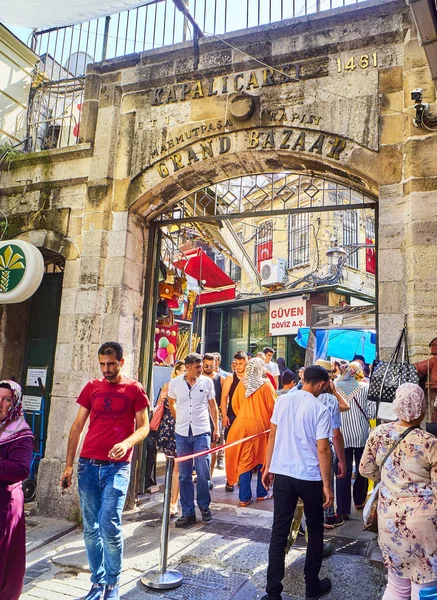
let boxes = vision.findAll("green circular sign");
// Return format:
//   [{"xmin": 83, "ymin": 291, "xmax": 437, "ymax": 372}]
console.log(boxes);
[{"xmin": 0, "ymin": 244, "xmax": 26, "ymax": 293}]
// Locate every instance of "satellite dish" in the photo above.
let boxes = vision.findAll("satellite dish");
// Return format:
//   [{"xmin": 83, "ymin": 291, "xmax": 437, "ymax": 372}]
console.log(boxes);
[{"xmin": 64, "ymin": 52, "xmax": 94, "ymax": 77}]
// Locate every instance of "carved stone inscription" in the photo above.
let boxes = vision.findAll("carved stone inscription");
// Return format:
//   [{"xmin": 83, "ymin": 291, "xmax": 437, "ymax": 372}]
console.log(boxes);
[{"xmin": 155, "ymin": 128, "xmax": 347, "ymax": 178}]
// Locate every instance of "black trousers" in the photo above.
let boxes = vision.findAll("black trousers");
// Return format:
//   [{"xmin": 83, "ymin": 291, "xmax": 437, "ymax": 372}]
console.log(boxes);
[
  {"xmin": 266, "ymin": 474, "xmax": 324, "ymax": 599},
  {"xmin": 335, "ymin": 446, "xmax": 368, "ymax": 516},
  {"xmin": 144, "ymin": 431, "xmax": 157, "ymax": 490}
]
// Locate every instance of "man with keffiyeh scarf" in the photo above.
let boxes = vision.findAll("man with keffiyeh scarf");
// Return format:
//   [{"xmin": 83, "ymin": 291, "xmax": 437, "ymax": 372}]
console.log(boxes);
[
  {"xmin": 225, "ymin": 357, "xmax": 276, "ymax": 506},
  {"xmin": 0, "ymin": 380, "xmax": 33, "ymax": 600}
]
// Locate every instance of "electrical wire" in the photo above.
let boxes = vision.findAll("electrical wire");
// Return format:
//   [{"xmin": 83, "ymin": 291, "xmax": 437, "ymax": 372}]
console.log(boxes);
[{"xmin": 420, "ymin": 110, "xmax": 437, "ymax": 131}]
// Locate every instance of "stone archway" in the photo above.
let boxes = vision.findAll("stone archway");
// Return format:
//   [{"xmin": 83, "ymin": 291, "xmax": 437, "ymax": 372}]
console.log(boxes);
[
  {"xmin": 129, "ymin": 145, "xmax": 379, "ymax": 398},
  {"xmin": 128, "ymin": 135, "xmax": 381, "ymax": 221}
]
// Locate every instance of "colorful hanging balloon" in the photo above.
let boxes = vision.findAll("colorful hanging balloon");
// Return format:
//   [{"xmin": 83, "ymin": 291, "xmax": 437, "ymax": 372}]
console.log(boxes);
[
  {"xmin": 158, "ymin": 337, "xmax": 170, "ymax": 348},
  {"xmin": 157, "ymin": 347, "xmax": 168, "ymax": 361}
]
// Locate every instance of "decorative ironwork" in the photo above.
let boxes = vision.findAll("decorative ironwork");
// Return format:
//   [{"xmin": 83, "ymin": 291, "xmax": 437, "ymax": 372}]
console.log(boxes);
[{"xmin": 156, "ymin": 172, "xmax": 376, "ymax": 224}]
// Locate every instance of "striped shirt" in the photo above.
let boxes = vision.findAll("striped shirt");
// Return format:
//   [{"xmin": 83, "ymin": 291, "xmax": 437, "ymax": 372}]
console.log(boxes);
[{"xmin": 340, "ymin": 383, "xmax": 376, "ymax": 448}]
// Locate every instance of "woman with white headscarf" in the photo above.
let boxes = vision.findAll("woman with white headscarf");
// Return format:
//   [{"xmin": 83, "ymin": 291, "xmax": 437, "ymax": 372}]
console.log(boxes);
[
  {"xmin": 360, "ymin": 383, "xmax": 437, "ymax": 600},
  {"xmin": 0, "ymin": 380, "xmax": 33, "ymax": 600},
  {"xmin": 334, "ymin": 361, "xmax": 376, "ymax": 519},
  {"xmin": 225, "ymin": 358, "xmax": 276, "ymax": 506}
]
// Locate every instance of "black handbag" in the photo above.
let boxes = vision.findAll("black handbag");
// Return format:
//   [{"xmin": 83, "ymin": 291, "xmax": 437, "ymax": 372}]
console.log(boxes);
[
  {"xmin": 156, "ymin": 298, "xmax": 169, "ymax": 318},
  {"xmin": 368, "ymin": 327, "xmax": 419, "ymax": 404}
]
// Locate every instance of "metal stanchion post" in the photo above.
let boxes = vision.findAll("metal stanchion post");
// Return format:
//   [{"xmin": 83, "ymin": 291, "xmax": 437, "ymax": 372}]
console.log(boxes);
[{"xmin": 141, "ymin": 456, "xmax": 183, "ymax": 590}]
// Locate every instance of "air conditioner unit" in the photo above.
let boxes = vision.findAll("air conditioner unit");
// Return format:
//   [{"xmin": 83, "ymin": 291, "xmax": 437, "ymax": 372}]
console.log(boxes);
[{"xmin": 260, "ymin": 258, "xmax": 287, "ymax": 286}]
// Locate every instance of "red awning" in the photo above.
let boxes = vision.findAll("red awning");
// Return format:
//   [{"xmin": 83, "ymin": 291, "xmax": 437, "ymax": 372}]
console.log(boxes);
[{"xmin": 174, "ymin": 248, "xmax": 236, "ymax": 305}]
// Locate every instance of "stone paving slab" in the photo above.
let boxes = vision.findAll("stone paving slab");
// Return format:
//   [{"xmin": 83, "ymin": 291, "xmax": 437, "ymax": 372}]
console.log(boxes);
[
  {"xmin": 26, "ymin": 515, "xmax": 78, "ymax": 554},
  {"xmin": 22, "ymin": 472, "xmax": 385, "ymax": 600}
]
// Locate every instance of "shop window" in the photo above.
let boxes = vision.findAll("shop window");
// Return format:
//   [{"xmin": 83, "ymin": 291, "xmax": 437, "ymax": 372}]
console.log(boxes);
[
  {"xmin": 255, "ymin": 220, "xmax": 273, "ymax": 269},
  {"xmin": 228, "ymin": 305, "xmax": 249, "ymax": 364},
  {"xmin": 365, "ymin": 217, "xmax": 376, "ymax": 274},
  {"xmin": 250, "ymin": 303, "xmax": 269, "ymax": 355},
  {"xmin": 214, "ymin": 252, "xmax": 226, "ymax": 272},
  {"xmin": 343, "ymin": 210, "xmax": 358, "ymax": 268},
  {"xmin": 288, "ymin": 213, "xmax": 310, "ymax": 268}
]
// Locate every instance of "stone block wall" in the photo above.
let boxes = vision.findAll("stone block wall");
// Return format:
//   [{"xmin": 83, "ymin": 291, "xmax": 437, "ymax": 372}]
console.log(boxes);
[
  {"xmin": 378, "ymin": 12, "xmax": 437, "ymax": 361},
  {"xmin": 1, "ymin": 0, "xmax": 437, "ymax": 517}
]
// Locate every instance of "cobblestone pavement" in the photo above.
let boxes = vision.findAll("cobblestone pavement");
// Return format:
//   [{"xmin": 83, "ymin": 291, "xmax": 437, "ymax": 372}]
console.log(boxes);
[{"xmin": 22, "ymin": 472, "xmax": 386, "ymax": 600}]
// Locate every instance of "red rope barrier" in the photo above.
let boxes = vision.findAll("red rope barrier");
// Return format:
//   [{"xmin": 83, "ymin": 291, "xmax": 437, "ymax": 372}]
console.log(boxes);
[{"xmin": 173, "ymin": 429, "xmax": 270, "ymax": 463}]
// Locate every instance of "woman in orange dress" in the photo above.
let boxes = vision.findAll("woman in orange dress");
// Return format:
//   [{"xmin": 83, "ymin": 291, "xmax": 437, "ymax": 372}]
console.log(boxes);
[{"xmin": 225, "ymin": 358, "xmax": 276, "ymax": 506}]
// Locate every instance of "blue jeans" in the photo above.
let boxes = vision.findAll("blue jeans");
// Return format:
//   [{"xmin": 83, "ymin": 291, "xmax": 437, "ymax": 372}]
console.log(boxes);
[
  {"xmin": 239, "ymin": 464, "xmax": 267, "ymax": 503},
  {"xmin": 77, "ymin": 459, "xmax": 130, "ymax": 585},
  {"xmin": 175, "ymin": 430, "xmax": 211, "ymax": 517}
]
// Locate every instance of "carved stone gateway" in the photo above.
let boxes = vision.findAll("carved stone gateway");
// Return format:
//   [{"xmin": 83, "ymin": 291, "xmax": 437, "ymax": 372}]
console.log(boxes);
[{"xmin": 1, "ymin": 0, "xmax": 437, "ymax": 516}]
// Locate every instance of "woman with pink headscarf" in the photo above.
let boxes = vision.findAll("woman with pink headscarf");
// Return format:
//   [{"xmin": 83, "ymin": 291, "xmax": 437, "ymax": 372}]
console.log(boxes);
[
  {"xmin": 0, "ymin": 380, "xmax": 33, "ymax": 600},
  {"xmin": 360, "ymin": 383, "xmax": 437, "ymax": 600}
]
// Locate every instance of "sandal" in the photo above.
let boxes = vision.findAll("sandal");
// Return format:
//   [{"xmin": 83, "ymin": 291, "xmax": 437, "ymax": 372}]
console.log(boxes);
[
  {"xmin": 239, "ymin": 499, "xmax": 253, "ymax": 507},
  {"xmin": 257, "ymin": 490, "xmax": 273, "ymax": 501}
]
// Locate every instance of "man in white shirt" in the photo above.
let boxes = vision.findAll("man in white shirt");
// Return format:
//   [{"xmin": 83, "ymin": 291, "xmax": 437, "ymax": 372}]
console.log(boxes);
[
  {"xmin": 263, "ymin": 346, "xmax": 280, "ymax": 388},
  {"xmin": 168, "ymin": 353, "xmax": 219, "ymax": 529},
  {"xmin": 261, "ymin": 365, "xmax": 334, "ymax": 600}
]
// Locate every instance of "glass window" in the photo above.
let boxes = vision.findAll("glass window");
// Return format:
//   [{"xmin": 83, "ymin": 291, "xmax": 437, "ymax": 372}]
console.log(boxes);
[
  {"xmin": 249, "ymin": 303, "xmax": 269, "ymax": 355},
  {"xmin": 343, "ymin": 210, "xmax": 358, "ymax": 268},
  {"xmin": 288, "ymin": 213, "xmax": 310, "ymax": 268},
  {"xmin": 227, "ymin": 305, "xmax": 249, "ymax": 365},
  {"xmin": 229, "ymin": 260, "xmax": 242, "ymax": 282},
  {"xmin": 205, "ymin": 309, "xmax": 222, "ymax": 354}
]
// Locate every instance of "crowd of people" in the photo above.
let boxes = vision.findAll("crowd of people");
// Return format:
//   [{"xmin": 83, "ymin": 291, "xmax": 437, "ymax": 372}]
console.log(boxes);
[
  {"xmin": 150, "ymin": 347, "xmax": 437, "ymax": 600},
  {"xmin": 1, "ymin": 342, "xmax": 436, "ymax": 600}
]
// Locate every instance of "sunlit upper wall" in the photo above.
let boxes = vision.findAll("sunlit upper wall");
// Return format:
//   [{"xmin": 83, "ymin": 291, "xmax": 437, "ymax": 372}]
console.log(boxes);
[{"xmin": 0, "ymin": 24, "xmax": 39, "ymax": 145}]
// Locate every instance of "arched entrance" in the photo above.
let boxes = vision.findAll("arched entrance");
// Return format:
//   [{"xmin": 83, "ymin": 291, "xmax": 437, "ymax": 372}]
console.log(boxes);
[{"xmin": 137, "ymin": 167, "xmax": 377, "ymax": 399}]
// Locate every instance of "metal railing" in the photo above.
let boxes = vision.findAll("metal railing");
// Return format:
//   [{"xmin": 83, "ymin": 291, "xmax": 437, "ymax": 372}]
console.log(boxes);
[
  {"xmin": 31, "ymin": 0, "xmax": 369, "ymax": 78},
  {"xmin": 26, "ymin": 0, "xmax": 370, "ymax": 152}
]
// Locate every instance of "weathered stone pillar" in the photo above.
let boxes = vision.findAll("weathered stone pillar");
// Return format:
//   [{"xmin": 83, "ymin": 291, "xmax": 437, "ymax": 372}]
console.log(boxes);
[
  {"xmin": 36, "ymin": 71, "xmax": 149, "ymax": 518},
  {"xmin": 378, "ymin": 12, "xmax": 437, "ymax": 421}
]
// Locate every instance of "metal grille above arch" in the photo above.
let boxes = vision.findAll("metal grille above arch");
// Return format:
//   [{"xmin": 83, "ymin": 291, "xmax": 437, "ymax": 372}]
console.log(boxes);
[
  {"xmin": 155, "ymin": 172, "xmax": 376, "ymax": 226},
  {"xmin": 138, "ymin": 168, "xmax": 378, "ymax": 485}
]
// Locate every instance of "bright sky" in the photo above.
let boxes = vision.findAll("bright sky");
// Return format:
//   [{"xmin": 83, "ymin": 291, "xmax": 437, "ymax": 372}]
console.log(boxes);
[{"xmin": 4, "ymin": 24, "xmax": 33, "ymax": 45}]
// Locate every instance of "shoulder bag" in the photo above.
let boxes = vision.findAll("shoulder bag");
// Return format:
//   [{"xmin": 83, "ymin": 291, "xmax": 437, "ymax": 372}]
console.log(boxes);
[
  {"xmin": 149, "ymin": 401, "xmax": 165, "ymax": 431},
  {"xmin": 363, "ymin": 425, "xmax": 418, "ymax": 532},
  {"xmin": 368, "ymin": 326, "xmax": 419, "ymax": 411},
  {"xmin": 353, "ymin": 389, "xmax": 371, "ymax": 426}
]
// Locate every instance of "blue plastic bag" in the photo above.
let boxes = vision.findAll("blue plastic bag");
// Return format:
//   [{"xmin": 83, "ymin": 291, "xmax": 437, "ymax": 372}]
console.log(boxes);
[{"xmin": 419, "ymin": 587, "xmax": 437, "ymax": 599}]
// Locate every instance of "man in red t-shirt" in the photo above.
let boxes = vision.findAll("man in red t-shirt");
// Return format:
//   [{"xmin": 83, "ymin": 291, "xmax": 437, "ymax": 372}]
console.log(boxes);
[{"xmin": 60, "ymin": 342, "xmax": 149, "ymax": 600}]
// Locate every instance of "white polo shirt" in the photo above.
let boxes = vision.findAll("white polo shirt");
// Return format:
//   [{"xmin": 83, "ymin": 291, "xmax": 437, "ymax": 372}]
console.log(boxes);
[
  {"xmin": 168, "ymin": 374, "xmax": 215, "ymax": 436},
  {"xmin": 266, "ymin": 361, "xmax": 280, "ymax": 377},
  {"xmin": 270, "ymin": 390, "xmax": 331, "ymax": 481}
]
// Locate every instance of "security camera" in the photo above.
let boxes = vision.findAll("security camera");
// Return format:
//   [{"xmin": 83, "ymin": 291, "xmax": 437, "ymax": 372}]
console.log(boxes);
[{"xmin": 411, "ymin": 88, "xmax": 423, "ymax": 103}]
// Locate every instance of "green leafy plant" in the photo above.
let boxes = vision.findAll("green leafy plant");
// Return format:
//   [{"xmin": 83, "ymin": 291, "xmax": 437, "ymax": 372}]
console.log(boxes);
[{"xmin": 0, "ymin": 142, "xmax": 21, "ymax": 167}]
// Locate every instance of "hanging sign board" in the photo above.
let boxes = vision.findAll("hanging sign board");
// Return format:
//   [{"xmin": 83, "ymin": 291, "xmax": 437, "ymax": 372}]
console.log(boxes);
[
  {"xmin": 26, "ymin": 367, "xmax": 48, "ymax": 387},
  {"xmin": 22, "ymin": 395, "xmax": 42, "ymax": 412},
  {"xmin": 269, "ymin": 297, "xmax": 307, "ymax": 336},
  {"xmin": 0, "ymin": 240, "xmax": 44, "ymax": 304}
]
